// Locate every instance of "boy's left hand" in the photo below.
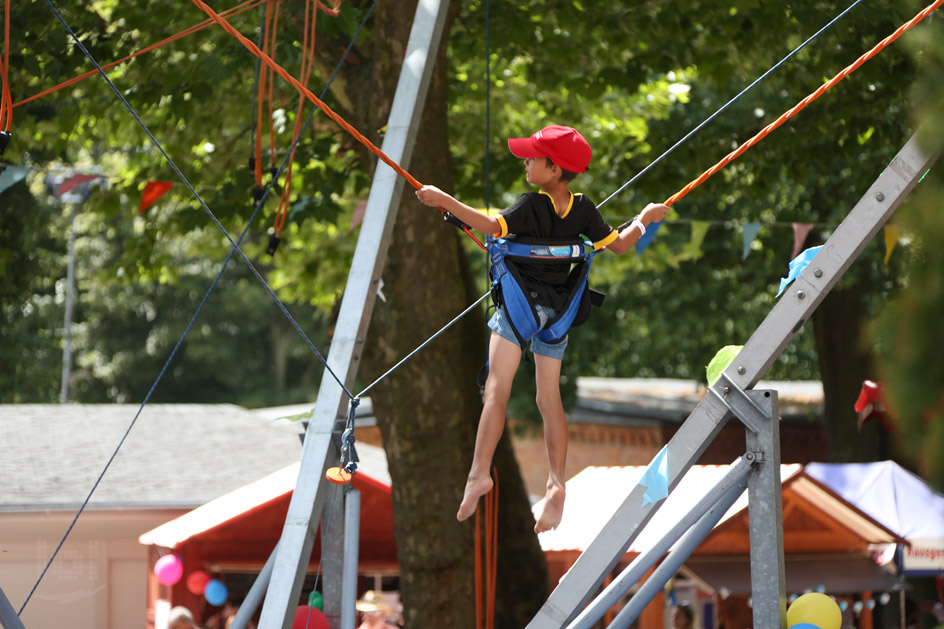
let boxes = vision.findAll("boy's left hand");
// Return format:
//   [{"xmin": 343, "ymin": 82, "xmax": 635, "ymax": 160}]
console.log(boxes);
[{"xmin": 641, "ymin": 202, "xmax": 670, "ymax": 224}]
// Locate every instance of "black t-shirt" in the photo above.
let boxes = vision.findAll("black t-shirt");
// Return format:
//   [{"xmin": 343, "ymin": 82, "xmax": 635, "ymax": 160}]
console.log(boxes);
[{"xmin": 494, "ymin": 191, "xmax": 617, "ymax": 309}]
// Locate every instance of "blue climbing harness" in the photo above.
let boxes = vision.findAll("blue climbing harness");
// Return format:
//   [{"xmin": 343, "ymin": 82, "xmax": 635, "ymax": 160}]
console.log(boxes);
[{"xmin": 487, "ymin": 235, "xmax": 601, "ymax": 347}]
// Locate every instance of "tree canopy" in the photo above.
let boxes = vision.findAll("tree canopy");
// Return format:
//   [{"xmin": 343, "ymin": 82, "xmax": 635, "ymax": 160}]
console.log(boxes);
[{"xmin": 4, "ymin": 0, "xmax": 943, "ymax": 624}]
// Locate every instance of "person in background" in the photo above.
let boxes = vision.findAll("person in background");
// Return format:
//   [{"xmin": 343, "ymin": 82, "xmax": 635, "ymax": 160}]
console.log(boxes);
[
  {"xmin": 672, "ymin": 601, "xmax": 695, "ymax": 629},
  {"xmin": 356, "ymin": 590, "xmax": 399, "ymax": 629},
  {"xmin": 168, "ymin": 606, "xmax": 197, "ymax": 629}
]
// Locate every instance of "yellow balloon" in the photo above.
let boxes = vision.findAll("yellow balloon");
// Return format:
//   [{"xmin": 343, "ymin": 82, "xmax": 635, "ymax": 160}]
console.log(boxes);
[{"xmin": 787, "ymin": 593, "xmax": 841, "ymax": 629}]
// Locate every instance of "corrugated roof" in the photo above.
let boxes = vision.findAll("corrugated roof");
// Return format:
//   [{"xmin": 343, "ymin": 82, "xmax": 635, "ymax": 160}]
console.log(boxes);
[{"xmin": 573, "ymin": 378, "xmax": 823, "ymax": 425}]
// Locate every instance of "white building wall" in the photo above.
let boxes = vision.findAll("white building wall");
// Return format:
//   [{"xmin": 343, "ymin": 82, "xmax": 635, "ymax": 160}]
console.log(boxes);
[{"xmin": 0, "ymin": 509, "xmax": 186, "ymax": 629}]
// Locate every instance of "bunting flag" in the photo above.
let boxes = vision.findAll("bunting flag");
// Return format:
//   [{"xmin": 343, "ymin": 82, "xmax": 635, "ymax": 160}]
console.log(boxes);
[
  {"xmin": 350, "ymin": 200, "xmax": 368, "ymax": 229},
  {"xmin": 57, "ymin": 173, "xmax": 103, "ymax": 197},
  {"xmin": 140, "ymin": 181, "xmax": 174, "ymax": 213},
  {"xmin": 791, "ymin": 222, "xmax": 814, "ymax": 259},
  {"xmin": 741, "ymin": 222, "xmax": 762, "ymax": 260},
  {"xmin": 681, "ymin": 220, "xmax": 710, "ymax": 259},
  {"xmin": 854, "ymin": 380, "xmax": 891, "ymax": 432},
  {"xmin": 706, "ymin": 345, "xmax": 744, "ymax": 386},
  {"xmin": 636, "ymin": 220, "xmax": 663, "ymax": 255},
  {"xmin": 883, "ymin": 224, "xmax": 900, "ymax": 265},
  {"xmin": 777, "ymin": 245, "xmax": 823, "ymax": 297},
  {"xmin": 0, "ymin": 165, "xmax": 29, "ymax": 194},
  {"xmin": 640, "ymin": 445, "xmax": 669, "ymax": 506}
]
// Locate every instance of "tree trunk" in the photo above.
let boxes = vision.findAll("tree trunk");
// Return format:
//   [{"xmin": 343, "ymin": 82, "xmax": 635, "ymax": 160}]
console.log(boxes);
[
  {"xmin": 811, "ymin": 283, "xmax": 893, "ymax": 462},
  {"xmin": 357, "ymin": 3, "xmax": 548, "ymax": 627}
]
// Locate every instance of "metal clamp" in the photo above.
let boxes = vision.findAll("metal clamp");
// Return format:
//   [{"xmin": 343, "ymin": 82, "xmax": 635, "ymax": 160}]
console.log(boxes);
[{"xmin": 708, "ymin": 373, "xmax": 769, "ymax": 434}]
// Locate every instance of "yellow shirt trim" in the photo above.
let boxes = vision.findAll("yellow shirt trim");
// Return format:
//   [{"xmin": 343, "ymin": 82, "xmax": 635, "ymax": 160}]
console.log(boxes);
[
  {"xmin": 539, "ymin": 190, "xmax": 575, "ymax": 218},
  {"xmin": 593, "ymin": 229, "xmax": 619, "ymax": 250},
  {"xmin": 495, "ymin": 214, "xmax": 509, "ymax": 238}
]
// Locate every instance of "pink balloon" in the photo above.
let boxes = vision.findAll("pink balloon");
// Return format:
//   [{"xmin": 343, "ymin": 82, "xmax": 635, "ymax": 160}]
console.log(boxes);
[
  {"xmin": 154, "ymin": 555, "xmax": 183, "ymax": 586},
  {"xmin": 186, "ymin": 570, "xmax": 211, "ymax": 595},
  {"xmin": 292, "ymin": 605, "xmax": 329, "ymax": 629}
]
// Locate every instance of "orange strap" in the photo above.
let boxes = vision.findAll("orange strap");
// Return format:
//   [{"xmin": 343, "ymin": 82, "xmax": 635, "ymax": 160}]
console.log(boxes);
[
  {"xmin": 664, "ymin": 0, "xmax": 944, "ymax": 208},
  {"xmin": 266, "ymin": 0, "xmax": 283, "ymax": 172},
  {"xmin": 474, "ymin": 468, "xmax": 499, "ymax": 629},
  {"xmin": 1, "ymin": 0, "xmax": 11, "ymax": 132},
  {"xmin": 255, "ymin": 0, "xmax": 276, "ymax": 187},
  {"xmin": 191, "ymin": 0, "xmax": 488, "ymax": 250},
  {"xmin": 14, "ymin": 0, "xmax": 266, "ymax": 110},
  {"xmin": 273, "ymin": 0, "xmax": 321, "ymax": 236},
  {"xmin": 194, "ymin": 0, "xmax": 419, "ymax": 186}
]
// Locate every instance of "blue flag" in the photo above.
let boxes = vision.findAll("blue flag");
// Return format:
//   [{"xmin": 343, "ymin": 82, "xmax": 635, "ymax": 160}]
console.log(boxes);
[
  {"xmin": 635, "ymin": 220, "xmax": 663, "ymax": 255},
  {"xmin": 640, "ymin": 445, "xmax": 669, "ymax": 506},
  {"xmin": 776, "ymin": 245, "xmax": 822, "ymax": 297},
  {"xmin": 0, "ymin": 165, "xmax": 29, "ymax": 195}
]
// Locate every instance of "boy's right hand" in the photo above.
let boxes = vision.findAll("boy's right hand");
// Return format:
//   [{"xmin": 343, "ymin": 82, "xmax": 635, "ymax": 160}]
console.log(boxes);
[
  {"xmin": 641, "ymin": 202, "xmax": 670, "ymax": 224},
  {"xmin": 415, "ymin": 185, "xmax": 448, "ymax": 208}
]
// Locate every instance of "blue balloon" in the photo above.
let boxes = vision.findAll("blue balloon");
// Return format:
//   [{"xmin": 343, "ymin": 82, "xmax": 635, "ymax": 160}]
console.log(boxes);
[
  {"xmin": 204, "ymin": 579, "xmax": 228, "ymax": 606},
  {"xmin": 789, "ymin": 624, "xmax": 822, "ymax": 629}
]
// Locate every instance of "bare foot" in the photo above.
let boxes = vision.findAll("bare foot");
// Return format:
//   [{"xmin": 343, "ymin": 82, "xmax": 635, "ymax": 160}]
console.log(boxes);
[
  {"xmin": 457, "ymin": 474, "xmax": 494, "ymax": 522},
  {"xmin": 534, "ymin": 485, "xmax": 566, "ymax": 534}
]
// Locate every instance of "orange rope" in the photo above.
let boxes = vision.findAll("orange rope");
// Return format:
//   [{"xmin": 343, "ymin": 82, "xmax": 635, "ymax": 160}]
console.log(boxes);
[
  {"xmin": 193, "ymin": 0, "xmax": 420, "ymax": 186},
  {"xmin": 474, "ymin": 468, "xmax": 499, "ymax": 629},
  {"xmin": 13, "ymin": 0, "xmax": 266, "ymax": 110},
  {"xmin": 474, "ymin": 505, "xmax": 483, "ymax": 629},
  {"xmin": 266, "ymin": 0, "xmax": 283, "ymax": 172},
  {"xmin": 255, "ymin": 0, "xmax": 276, "ymax": 187},
  {"xmin": 486, "ymin": 471, "xmax": 498, "ymax": 629},
  {"xmin": 274, "ymin": 0, "xmax": 319, "ymax": 236},
  {"xmin": 664, "ymin": 0, "xmax": 944, "ymax": 208},
  {"xmin": 193, "ymin": 0, "xmax": 488, "ymax": 249},
  {"xmin": 1, "ymin": 0, "xmax": 11, "ymax": 131},
  {"xmin": 316, "ymin": 0, "xmax": 342, "ymax": 17}
]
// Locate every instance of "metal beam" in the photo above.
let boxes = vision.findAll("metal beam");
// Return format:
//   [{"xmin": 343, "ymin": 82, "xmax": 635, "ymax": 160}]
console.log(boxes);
[
  {"xmin": 0, "ymin": 586, "xmax": 26, "ymax": 629},
  {"xmin": 229, "ymin": 543, "xmax": 278, "ymax": 629},
  {"xmin": 341, "ymin": 488, "xmax": 361, "ymax": 629},
  {"xmin": 258, "ymin": 2, "xmax": 451, "ymax": 626},
  {"xmin": 566, "ymin": 456, "xmax": 753, "ymax": 629},
  {"xmin": 527, "ymin": 130, "xmax": 937, "ymax": 628},
  {"xmin": 608, "ymin": 478, "xmax": 747, "ymax": 628},
  {"xmin": 744, "ymin": 390, "xmax": 787, "ymax": 629}
]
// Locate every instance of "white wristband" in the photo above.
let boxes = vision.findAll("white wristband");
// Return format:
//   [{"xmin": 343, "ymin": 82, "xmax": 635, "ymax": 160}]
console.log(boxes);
[{"xmin": 630, "ymin": 219, "xmax": 646, "ymax": 236}]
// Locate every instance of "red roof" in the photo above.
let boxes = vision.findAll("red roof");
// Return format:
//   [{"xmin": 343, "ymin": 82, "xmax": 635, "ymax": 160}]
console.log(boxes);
[{"xmin": 140, "ymin": 460, "xmax": 397, "ymax": 570}]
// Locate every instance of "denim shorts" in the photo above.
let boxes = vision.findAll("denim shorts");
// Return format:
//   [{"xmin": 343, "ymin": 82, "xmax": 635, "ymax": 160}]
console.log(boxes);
[{"xmin": 488, "ymin": 305, "xmax": 568, "ymax": 360}]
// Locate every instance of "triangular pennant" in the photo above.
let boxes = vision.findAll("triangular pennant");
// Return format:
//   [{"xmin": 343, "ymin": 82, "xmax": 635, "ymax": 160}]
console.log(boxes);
[
  {"xmin": 791, "ymin": 223, "xmax": 814, "ymax": 259},
  {"xmin": 0, "ymin": 165, "xmax": 30, "ymax": 194},
  {"xmin": 741, "ymin": 222, "xmax": 762, "ymax": 260},
  {"xmin": 682, "ymin": 220, "xmax": 710, "ymax": 258},
  {"xmin": 140, "ymin": 181, "xmax": 174, "ymax": 213},
  {"xmin": 635, "ymin": 220, "xmax": 663, "ymax": 255},
  {"xmin": 706, "ymin": 345, "xmax": 744, "ymax": 386},
  {"xmin": 777, "ymin": 245, "xmax": 823, "ymax": 297},
  {"xmin": 350, "ymin": 200, "xmax": 368, "ymax": 229},
  {"xmin": 58, "ymin": 173, "xmax": 102, "ymax": 197},
  {"xmin": 640, "ymin": 445, "xmax": 669, "ymax": 506},
  {"xmin": 883, "ymin": 224, "xmax": 900, "ymax": 265}
]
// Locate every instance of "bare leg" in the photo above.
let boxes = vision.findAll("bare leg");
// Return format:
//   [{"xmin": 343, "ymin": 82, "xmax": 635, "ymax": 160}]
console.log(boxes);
[
  {"xmin": 533, "ymin": 352, "xmax": 567, "ymax": 533},
  {"xmin": 457, "ymin": 333, "xmax": 522, "ymax": 522}
]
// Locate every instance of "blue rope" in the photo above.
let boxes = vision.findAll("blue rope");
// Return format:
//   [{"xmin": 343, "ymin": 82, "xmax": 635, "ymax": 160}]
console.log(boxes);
[
  {"xmin": 598, "ymin": 0, "xmax": 866, "ymax": 210},
  {"xmin": 22, "ymin": 0, "xmax": 376, "ymax": 614}
]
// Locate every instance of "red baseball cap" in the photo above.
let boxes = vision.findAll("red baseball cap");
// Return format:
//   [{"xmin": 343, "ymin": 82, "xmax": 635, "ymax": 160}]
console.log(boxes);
[{"xmin": 507, "ymin": 125, "xmax": 592, "ymax": 173}]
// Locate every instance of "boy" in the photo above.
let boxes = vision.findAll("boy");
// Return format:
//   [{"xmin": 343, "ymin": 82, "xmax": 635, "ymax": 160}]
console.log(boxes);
[{"xmin": 415, "ymin": 125, "xmax": 669, "ymax": 532}]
